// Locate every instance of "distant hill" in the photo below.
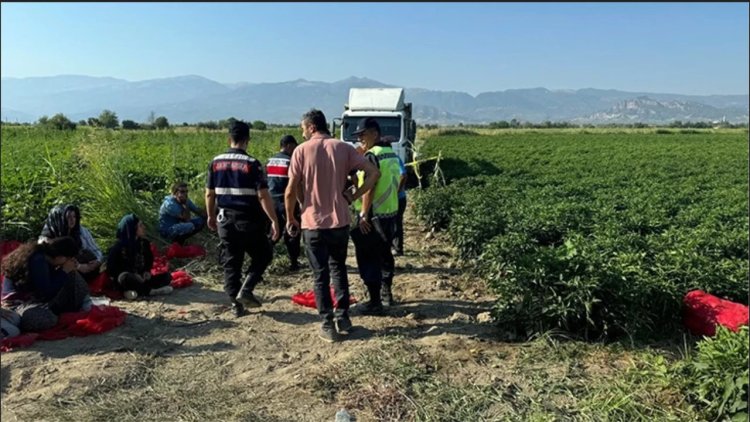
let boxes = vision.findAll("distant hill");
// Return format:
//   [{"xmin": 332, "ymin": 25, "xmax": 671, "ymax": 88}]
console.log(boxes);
[{"xmin": 1, "ymin": 75, "xmax": 747, "ymax": 124}]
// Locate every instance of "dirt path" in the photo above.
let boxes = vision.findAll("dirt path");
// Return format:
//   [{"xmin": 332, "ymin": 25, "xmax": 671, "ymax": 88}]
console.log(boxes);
[{"xmin": 1, "ymin": 206, "xmax": 501, "ymax": 421}]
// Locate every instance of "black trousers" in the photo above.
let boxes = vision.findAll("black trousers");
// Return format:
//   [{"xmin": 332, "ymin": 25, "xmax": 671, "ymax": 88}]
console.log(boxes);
[
  {"xmin": 217, "ymin": 208, "xmax": 273, "ymax": 301},
  {"xmin": 351, "ymin": 215, "xmax": 396, "ymax": 293},
  {"xmin": 302, "ymin": 227, "xmax": 350, "ymax": 322},
  {"xmin": 270, "ymin": 198, "xmax": 301, "ymax": 263},
  {"xmin": 392, "ymin": 196, "xmax": 407, "ymax": 253},
  {"xmin": 116, "ymin": 272, "xmax": 172, "ymax": 297}
]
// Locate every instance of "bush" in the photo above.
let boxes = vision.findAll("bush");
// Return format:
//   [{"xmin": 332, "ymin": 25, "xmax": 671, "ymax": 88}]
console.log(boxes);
[
  {"xmin": 122, "ymin": 120, "xmax": 140, "ymax": 130},
  {"xmin": 684, "ymin": 326, "xmax": 749, "ymax": 420},
  {"xmin": 252, "ymin": 120, "xmax": 267, "ymax": 131},
  {"xmin": 38, "ymin": 113, "xmax": 76, "ymax": 130},
  {"xmin": 435, "ymin": 128, "xmax": 479, "ymax": 136}
]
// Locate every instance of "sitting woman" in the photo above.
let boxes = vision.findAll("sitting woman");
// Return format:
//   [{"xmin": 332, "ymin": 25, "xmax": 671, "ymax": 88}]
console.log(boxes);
[
  {"xmin": 39, "ymin": 204, "xmax": 104, "ymax": 282},
  {"xmin": 1, "ymin": 237, "xmax": 93, "ymax": 332},
  {"xmin": 107, "ymin": 214, "xmax": 173, "ymax": 300}
]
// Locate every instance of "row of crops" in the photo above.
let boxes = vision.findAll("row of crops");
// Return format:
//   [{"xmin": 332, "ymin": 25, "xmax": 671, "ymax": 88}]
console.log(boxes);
[
  {"xmin": 413, "ymin": 130, "xmax": 749, "ymax": 339},
  {"xmin": 1, "ymin": 126, "xmax": 290, "ymax": 249}
]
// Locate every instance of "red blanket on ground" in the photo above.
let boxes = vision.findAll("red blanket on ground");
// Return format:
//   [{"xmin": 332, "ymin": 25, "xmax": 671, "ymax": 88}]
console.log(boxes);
[
  {"xmin": 291, "ymin": 287, "xmax": 358, "ymax": 309},
  {"xmin": 0, "ymin": 305, "xmax": 127, "ymax": 352},
  {"xmin": 89, "ymin": 243, "xmax": 196, "ymax": 299},
  {"xmin": 683, "ymin": 290, "xmax": 749, "ymax": 336}
]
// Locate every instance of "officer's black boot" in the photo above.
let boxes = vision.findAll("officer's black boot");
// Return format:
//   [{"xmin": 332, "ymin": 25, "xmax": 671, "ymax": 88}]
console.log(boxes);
[{"xmin": 381, "ymin": 280, "xmax": 394, "ymax": 307}]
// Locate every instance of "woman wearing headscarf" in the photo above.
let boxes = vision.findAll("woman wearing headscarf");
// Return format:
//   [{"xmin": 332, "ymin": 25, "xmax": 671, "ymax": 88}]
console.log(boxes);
[
  {"xmin": 106, "ymin": 214, "xmax": 173, "ymax": 300},
  {"xmin": 1, "ymin": 237, "xmax": 93, "ymax": 332},
  {"xmin": 39, "ymin": 204, "xmax": 103, "ymax": 281}
]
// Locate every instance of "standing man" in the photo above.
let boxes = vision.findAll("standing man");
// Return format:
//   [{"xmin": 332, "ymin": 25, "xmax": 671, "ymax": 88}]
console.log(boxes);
[
  {"xmin": 206, "ymin": 120, "xmax": 280, "ymax": 318},
  {"xmin": 392, "ymin": 156, "xmax": 408, "ymax": 257},
  {"xmin": 266, "ymin": 135, "xmax": 302, "ymax": 271},
  {"xmin": 285, "ymin": 109, "xmax": 380, "ymax": 342},
  {"xmin": 159, "ymin": 182, "xmax": 207, "ymax": 244},
  {"xmin": 350, "ymin": 118, "xmax": 401, "ymax": 312}
]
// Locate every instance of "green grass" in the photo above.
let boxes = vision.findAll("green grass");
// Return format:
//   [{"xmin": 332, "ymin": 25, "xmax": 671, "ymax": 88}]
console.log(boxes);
[{"xmin": 1, "ymin": 126, "xmax": 292, "ymax": 244}]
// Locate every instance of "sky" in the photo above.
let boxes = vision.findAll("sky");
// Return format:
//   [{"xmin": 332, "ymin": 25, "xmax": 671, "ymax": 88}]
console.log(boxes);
[{"xmin": 1, "ymin": 2, "xmax": 748, "ymax": 96}]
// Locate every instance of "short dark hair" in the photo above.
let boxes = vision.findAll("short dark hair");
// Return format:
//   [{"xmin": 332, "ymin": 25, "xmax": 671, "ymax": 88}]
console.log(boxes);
[
  {"xmin": 279, "ymin": 134, "xmax": 298, "ymax": 148},
  {"xmin": 171, "ymin": 181, "xmax": 188, "ymax": 194},
  {"xmin": 229, "ymin": 120, "xmax": 250, "ymax": 143},
  {"xmin": 301, "ymin": 109, "xmax": 329, "ymax": 134}
]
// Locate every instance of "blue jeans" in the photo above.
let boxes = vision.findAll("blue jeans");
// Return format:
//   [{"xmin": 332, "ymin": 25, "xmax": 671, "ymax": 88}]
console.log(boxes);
[{"xmin": 161, "ymin": 217, "xmax": 206, "ymax": 242}]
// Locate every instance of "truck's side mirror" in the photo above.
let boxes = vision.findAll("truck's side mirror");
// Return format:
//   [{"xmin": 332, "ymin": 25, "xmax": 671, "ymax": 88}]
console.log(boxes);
[
  {"xmin": 331, "ymin": 117, "xmax": 344, "ymax": 139},
  {"xmin": 331, "ymin": 118, "xmax": 342, "ymax": 138}
]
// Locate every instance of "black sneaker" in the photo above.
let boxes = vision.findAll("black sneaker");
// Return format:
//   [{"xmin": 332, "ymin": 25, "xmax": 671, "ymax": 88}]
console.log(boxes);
[
  {"xmin": 357, "ymin": 301, "xmax": 386, "ymax": 316},
  {"xmin": 235, "ymin": 292, "xmax": 262, "ymax": 309},
  {"xmin": 335, "ymin": 315, "xmax": 353, "ymax": 335},
  {"xmin": 231, "ymin": 302, "xmax": 247, "ymax": 318},
  {"xmin": 319, "ymin": 324, "xmax": 339, "ymax": 343}
]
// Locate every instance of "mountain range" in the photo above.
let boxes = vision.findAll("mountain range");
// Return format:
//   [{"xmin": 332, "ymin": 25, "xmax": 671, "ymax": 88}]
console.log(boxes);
[{"xmin": 1, "ymin": 75, "xmax": 747, "ymax": 124}]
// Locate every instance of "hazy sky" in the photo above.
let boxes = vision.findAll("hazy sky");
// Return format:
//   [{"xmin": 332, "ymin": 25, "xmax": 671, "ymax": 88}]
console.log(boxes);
[{"xmin": 1, "ymin": 2, "xmax": 748, "ymax": 96}]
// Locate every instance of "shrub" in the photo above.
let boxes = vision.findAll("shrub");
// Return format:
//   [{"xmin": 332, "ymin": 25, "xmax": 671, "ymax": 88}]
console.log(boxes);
[{"xmin": 684, "ymin": 326, "xmax": 749, "ymax": 420}]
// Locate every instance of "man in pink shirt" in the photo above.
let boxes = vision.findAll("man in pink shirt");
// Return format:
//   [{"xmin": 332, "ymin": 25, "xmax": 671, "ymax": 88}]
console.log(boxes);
[{"xmin": 285, "ymin": 109, "xmax": 380, "ymax": 342}]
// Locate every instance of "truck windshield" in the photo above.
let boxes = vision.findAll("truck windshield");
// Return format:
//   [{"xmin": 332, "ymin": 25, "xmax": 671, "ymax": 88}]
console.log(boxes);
[{"xmin": 342, "ymin": 117, "xmax": 401, "ymax": 143}]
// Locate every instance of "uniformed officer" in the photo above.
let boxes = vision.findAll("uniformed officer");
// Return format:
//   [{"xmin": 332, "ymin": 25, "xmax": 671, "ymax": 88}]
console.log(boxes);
[
  {"xmin": 205, "ymin": 120, "xmax": 280, "ymax": 317},
  {"xmin": 266, "ymin": 135, "xmax": 302, "ymax": 271},
  {"xmin": 350, "ymin": 117, "xmax": 401, "ymax": 314}
]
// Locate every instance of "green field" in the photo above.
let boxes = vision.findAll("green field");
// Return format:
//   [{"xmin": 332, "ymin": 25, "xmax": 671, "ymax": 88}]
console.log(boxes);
[
  {"xmin": 1, "ymin": 126, "xmax": 748, "ymax": 420},
  {"xmin": 1, "ymin": 126, "xmax": 291, "ymax": 248},
  {"xmin": 415, "ymin": 129, "xmax": 748, "ymax": 338}
]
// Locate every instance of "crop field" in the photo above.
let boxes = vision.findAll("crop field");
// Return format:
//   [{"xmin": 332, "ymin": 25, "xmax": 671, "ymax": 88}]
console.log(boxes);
[
  {"xmin": 1, "ymin": 126, "xmax": 287, "ymax": 248},
  {"xmin": 1, "ymin": 126, "xmax": 748, "ymax": 420},
  {"xmin": 414, "ymin": 129, "xmax": 748, "ymax": 339}
]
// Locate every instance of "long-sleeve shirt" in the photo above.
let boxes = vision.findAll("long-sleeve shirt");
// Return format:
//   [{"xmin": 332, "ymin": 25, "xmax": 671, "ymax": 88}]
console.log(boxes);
[
  {"xmin": 159, "ymin": 195, "xmax": 201, "ymax": 234},
  {"xmin": 106, "ymin": 239, "xmax": 154, "ymax": 279},
  {"xmin": 1, "ymin": 251, "xmax": 72, "ymax": 306}
]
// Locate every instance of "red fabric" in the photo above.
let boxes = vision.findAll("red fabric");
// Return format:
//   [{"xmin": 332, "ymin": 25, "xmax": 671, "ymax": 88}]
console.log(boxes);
[
  {"xmin": 683, "ymin": 290, "xmax": 749, "ymax": 336},
  {"xmin": 0, "ymin": 305, "xmax": 126, "ymax": 352},
  {"xmin": 266, "ymin": 165, "xmax": 289, "ymax": 177},
  {"xmin": 150, "ymin": 243, "xmax": 163, "ymax": 258},
  {"xmin": 150, "ymin": 243, "xmax": 170, "ymax": 275},
  {"xmin": 1, "ymin": 240, "xmax": 22, "ymax": 262},
  {"xmin": 291, "ymin": 287, "xmax": 357, "ymax": 309},
  {"xmin": 170, "ymin": 270, "xmax": 193, "ymax": 288},
  {"xmin": 151, "ymin": 255, "xmax": 170, "ymax": 276},
  {"xmin": 90, "ymin": 242, "xmax": 202, "ymax": 301},
  {"xmin": 0, "ymin": 333, "xmax": 38, "ymax": 352},
  {"xmin": 165, "ymin": 243, "xmax": 206, "ymax": 259},
  {"xmin": 87, "ymin": 271, "xmax": 124, "ymax": 300}
]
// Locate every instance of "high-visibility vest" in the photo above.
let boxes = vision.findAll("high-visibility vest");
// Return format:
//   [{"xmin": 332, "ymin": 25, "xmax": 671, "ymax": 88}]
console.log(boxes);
[{"xmin": 354, "ymin": 145, "xmax": 400, "ymax": 217}]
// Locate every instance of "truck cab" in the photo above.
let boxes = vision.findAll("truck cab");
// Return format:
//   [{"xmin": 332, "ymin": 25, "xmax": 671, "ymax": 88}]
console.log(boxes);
[{"xmin": 335, "ymin": 88, "xmax": 416, "ymax": 165}]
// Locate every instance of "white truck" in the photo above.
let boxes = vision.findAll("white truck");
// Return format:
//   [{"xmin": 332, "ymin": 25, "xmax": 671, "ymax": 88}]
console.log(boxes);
[{"xmin": 332, "ymin": 88, "xmax": 416, "ymax": 166}]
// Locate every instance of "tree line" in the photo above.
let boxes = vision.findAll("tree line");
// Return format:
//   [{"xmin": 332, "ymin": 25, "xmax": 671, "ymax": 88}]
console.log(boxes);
[
  {"xmin": 2, "ymin": 111, "xmax": 746, "ymax": 131},
  {"xmin": 3, "ymin": 110, "xmax": 272, "ymax": 131}
]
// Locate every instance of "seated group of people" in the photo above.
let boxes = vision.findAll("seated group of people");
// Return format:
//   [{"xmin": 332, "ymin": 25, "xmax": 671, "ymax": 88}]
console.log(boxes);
[{"xmin": 0, "ymin": 185, "xmax": 207, "ymax": 340}]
